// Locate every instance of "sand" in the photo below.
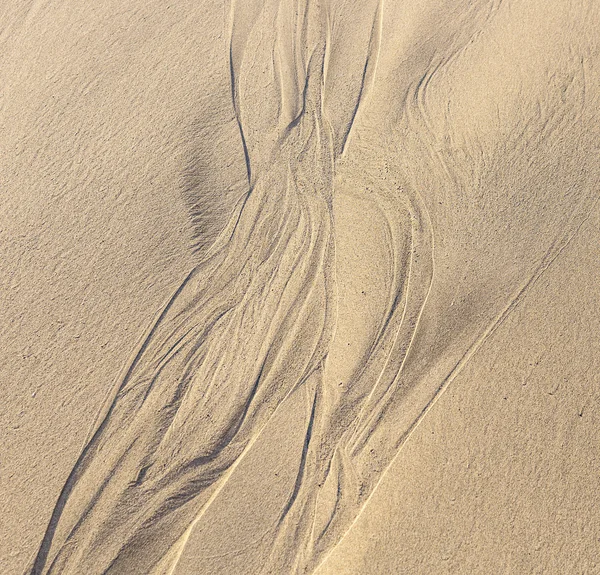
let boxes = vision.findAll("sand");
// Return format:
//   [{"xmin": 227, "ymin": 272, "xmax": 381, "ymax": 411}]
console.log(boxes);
[{"xmin": 1, "ymin": 1, "xmax": 599, "ymax": 573}]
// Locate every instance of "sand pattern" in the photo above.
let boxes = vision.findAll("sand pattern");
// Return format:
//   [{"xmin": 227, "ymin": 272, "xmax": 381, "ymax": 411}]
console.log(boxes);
[{"xmin": 25, "ymin": 1, "xmax": 599, "ymax": 574}]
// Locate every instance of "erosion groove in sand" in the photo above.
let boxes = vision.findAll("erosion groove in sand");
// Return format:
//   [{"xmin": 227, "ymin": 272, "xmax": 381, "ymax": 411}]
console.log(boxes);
[{"xmin": 8, "ymin": 0, "xmax": 598, "ymax": 573}]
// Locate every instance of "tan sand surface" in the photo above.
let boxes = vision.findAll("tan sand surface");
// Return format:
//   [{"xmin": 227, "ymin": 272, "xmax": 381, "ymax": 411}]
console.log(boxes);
[{"xmin": 1, "ymin": 1, "xmax": 599, "ymax": 573}]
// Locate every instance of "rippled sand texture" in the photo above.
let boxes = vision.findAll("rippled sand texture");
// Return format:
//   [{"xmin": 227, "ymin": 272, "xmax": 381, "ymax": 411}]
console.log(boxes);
[{"xmin": 11, "ymin": 0, "xmax": 600, "ymax": 573}]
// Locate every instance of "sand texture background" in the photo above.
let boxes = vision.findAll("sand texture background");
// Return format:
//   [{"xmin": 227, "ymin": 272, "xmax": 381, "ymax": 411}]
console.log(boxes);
[{"xmin": 1, "ymin": 0, "xmax": 599, "ymax": 573}]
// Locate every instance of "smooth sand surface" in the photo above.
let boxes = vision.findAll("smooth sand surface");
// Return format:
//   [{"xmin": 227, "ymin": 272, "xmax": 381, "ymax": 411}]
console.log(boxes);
[{"xmin": 1, "ymin": 1, "xmax": 599, "ymax": 573}]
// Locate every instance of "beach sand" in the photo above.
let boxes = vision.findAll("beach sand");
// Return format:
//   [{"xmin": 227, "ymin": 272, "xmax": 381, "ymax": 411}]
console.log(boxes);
[{"xmin": 1, "ymin": 1, "xmax": 599, "ymax": 573}]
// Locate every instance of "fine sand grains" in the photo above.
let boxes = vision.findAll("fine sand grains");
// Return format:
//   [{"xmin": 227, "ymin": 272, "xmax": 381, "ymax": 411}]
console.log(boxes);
[{"xmin": 2, "ymin": 0, "xmax": 599, "ymax": 574}]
